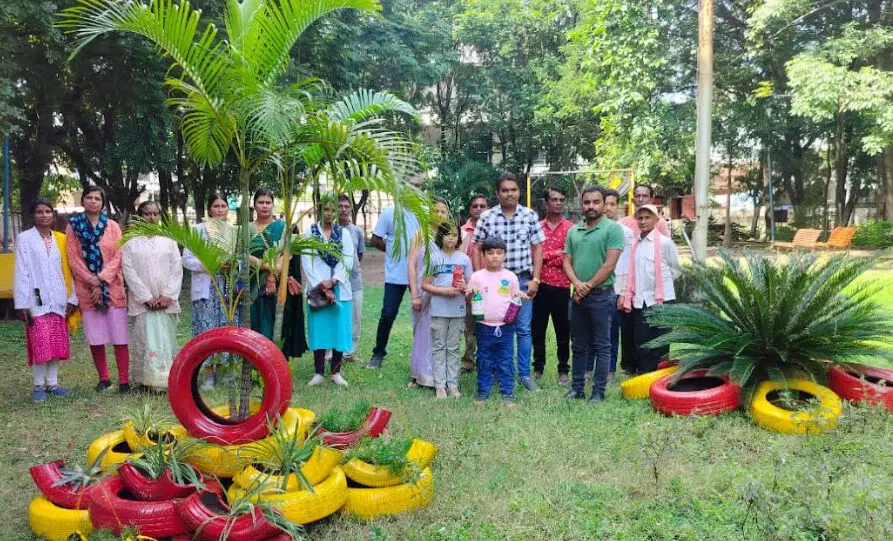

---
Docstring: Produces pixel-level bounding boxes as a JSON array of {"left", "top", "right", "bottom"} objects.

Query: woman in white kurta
[
  {"left": 302, "top": 195, "right": 354, "bottom": 387},
  {"left": 14, "top": 199, "right": 79, "bottom": 402},
  {"left": 122, "top": 201, "right": 183, "bottom": 391}
]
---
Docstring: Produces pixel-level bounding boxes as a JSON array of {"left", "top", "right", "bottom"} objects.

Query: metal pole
[
  {"left": 692, "top": 0, "right": 714, "bottom": 262},
  {"left": 3, "top": 138, "right": 9, "bottom": 253},
  {"left": 767, "top": 148, "right": 775, "bottom": 242}
]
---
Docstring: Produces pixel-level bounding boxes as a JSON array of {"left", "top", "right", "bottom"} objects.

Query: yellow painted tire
[
  {"left": 342, "top": 467, "right": 434, "bottom": 519},
  {"left": 343, "top": 438, "right": 438, "bottom": 488},
  {"left": 620, "top": 366, "right": 680, "bottom": 399},
  {"left": 749, "top": 379, "right": 842, "bottom": 435},
  {"left": 122, "top": 420, "right": 188, "bottom": 452},
  {"left": 29, "top": 496, "right": 92, "bottom": 541},
  {"left": 227, "top": 467, "right": 348, "bottom": 525},
  {"left": 232, "top": 446, "right": 343, "bottom": 492},
  {"left": 185, "top": 405, "right": 316, "bottom": 477},
  {"left": 86, "top": 430, "right": 141, "bottom": 473}
]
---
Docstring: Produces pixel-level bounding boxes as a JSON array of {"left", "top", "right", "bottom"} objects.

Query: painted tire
[
  {"left": 320, "top": 407, "right": 392, "bottom": 449},
  {"left": 86, "top": 430, "right": 142, "bottom": 473},
  {"left": 649, "top": 369, "right": 740, "bottom": 416},
  {"left": 233, "top": 446, "right": 343, "bottom": 492},
  {"left": 227, "top": 467, "right": 349, "bottom": 525},
  {"left": 29, "top": 496, "right": 92, "bottom": 541},
  {"left": 620, "top": 366, "right": 680, "bottom": 399},
  {"left": 185, "top": 405, "right": 314, "bottom": 478},
  {"left": 30, "top": 460, "right": 92, "bottom": 510},
  {"left": 749, "top": 379, "right": 843, "bottom": 435},
  {"left": 122, "top": 420, "right": 189, "bottom": 452},
  {"left": 168, "top": 326, "right": 292, "bottom": 445},
  {"left": 343, "top": 439, "right": 438, "bottom": 488},
  {"left": 176, "top": 486, "right": 282, "bottom": 541},
  {"left": 88, "top": 475, "right": 189, "bottom": 537},
  {"left": 657, "top": 359, "right": 679, "bottom": 370},
  {"left": 342, "top": 467, "right": 434, "bottom": 519},
  {"left": 118, "top": 462, "right": 201, "bottom": 501},
  {"left": 828, "top": 364, "right": 893, "bottom": 412}
]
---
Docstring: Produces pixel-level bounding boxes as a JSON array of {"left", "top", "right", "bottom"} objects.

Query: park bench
[
  {"left": 774, "top": 228, "right": 821, "bottom": 250},
  {"left": 815, "top": 226, "right": 856, "bottom": 250},
  {"left": 0, "top": 253, "right": 13, "bottom": 300}
]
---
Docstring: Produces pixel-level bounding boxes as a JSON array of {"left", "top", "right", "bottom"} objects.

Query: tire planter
[
  {"left": 319, "top": 406, "right": 392, "bottom": 449},
  {"left": 227, "top": 467, "right": 349, "bottom": 525},
  {"left": 649, "top": 369, "right": 740, "bottom": 416},
  {"left": 169, "top": 326, "right": 293, "bottom": 445},
  {"left": 122, "top": 420, "right": 189, "bottom": 452},
  {"left": 233, "top": 445, "right": 343, "bottom": 492},
  {"left": 29, "top": 496, "right": 92, "bottom": 541},
  {"left": 620, "top": 366, "right": 680, "bottom": 399},
  {"left": 30, "top": 460, "right": 92, "bottom": 510},
  {"left": 176, "top": 487, "right": 283, "bottom": 541},
  {"left": 828, "top": 364, "right": 893, "bottom": 412},
  {"left": 657, "top": 359, "right": 679, "bottom": 370},
  {"left": 342, "top": 467, "right": 434, "bottom": 519},
  {"left": 749, "top": 379, "right": 843, "bottom": 435},
  {"left": 342, "top": 438, "right": 438, "bottom": 488},
  {"left": 118, "top": 462, "right": 202, "bottom": 501},
  {"left": 86, "top": 430, "right": 142, "bottom": 473},
  {"left": 88, "top": 475, "right": 189, "bottom": 537}
]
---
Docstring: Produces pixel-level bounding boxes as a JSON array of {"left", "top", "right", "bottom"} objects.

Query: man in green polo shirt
[{"left": 562, "top": 186, "right": 625, "bottom": 403}]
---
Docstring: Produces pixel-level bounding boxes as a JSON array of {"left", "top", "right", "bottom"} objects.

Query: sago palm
[{"left": 647, "top": 252, "right": 892, "bottom": 400}]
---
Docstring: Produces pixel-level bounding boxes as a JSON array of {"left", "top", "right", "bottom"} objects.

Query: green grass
[{"left": 2, "top": 270, "right": 893, "bottom": 540}]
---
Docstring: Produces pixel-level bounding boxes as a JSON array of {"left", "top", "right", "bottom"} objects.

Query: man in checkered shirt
[{"left": 472, "top": 172, "right": 545, "bottom": 392}]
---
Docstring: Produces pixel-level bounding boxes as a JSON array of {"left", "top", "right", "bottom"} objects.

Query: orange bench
[
  {"left": 0, "top": 253, "right": 13, "bottom": 299},
  {"left": 815, "top": 226, "right": 856, "bottom": 250},
  {"left": 775, "top": 228, "right": 822, "bottom": 250}
]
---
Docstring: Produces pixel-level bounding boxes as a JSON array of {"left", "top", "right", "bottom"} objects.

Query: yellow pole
[
  {"left": 526, "top": 175, "right": 532, "bottom": 208},
  {"left": 628, "top": 170, "right": 635, "bottom": 215}
]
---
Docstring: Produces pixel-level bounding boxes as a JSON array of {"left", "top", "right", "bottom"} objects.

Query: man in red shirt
[
  {"left": 619, "top": 184, "right": 671, "bottom": 237},
  {"left": 532, "top": 187, "right": 574, "bottom": 384},
  {"left": 460, "top": 194, "right": 489, "bottom": 371}
]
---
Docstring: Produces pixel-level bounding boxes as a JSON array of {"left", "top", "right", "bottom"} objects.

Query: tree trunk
[
  {"left": 237, "top": 166, "right": 252, "bottom": 420},
  {"left": 822, "top": 138, "right": 832, "bottom": 236},
  {"left": 834, "top": 111, "right": 849, "bottom": 226},
  {"left": 884, "top": 147, "right": 893, "bottom": 221},
  {"left": 723, "top": 147, "right": 733, "bottom": 248},
  {"left": 158, "top": 168, "right": 172, "bottom": 215}
]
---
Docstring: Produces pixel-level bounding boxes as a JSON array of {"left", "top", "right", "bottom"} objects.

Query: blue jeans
[
  {"left": 570, "top": 288, "right": 614, "bottom": 397},
  {"left": 372, "top": 283, "right": 408, "bottom": 357},
  {"left": 475, "top": 323, "right": 515, "bottom": 397},
  {"left": 610, "top": 301, "right": 622, "bottom": 373},
  {"left": 515, "top": 272, "right": 533, "bottom": 379}
]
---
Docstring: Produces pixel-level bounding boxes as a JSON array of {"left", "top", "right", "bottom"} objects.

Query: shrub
[
  {"left": 774, "top": 225, "right": 796, "bottom": 242},
  {"left": 852, "top": 220, "right": 893, "bottom": 249}
]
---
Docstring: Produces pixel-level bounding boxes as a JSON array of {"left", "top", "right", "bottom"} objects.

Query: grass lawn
[{"left": 1, "top": 271, "right": 892, "bottom": 540}]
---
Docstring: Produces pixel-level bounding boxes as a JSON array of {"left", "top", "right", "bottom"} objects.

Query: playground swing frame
[{"left": 525, "top": 168, "right": 636, "bottom": 211}]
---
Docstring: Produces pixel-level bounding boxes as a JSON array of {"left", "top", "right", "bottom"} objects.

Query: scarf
[
  {"left": 311, "top": 222, "right": 342, "bottom": 269},
  {"left": 69, "top": 212, "right": 110, "bottom": 311},
  {"left": 623, "top": 230, "right": 664, "bottom": 312},
  {"left": 53, "top": 231, "right": 81, "bottom": 332}
]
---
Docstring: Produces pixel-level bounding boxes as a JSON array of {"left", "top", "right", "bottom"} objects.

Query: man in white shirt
[
  {"left": 617, "top": 205, "right": 681, "bottom": 374},
  {"left": 604, "top": 189, "right": 634, "bottom": 378},
  {"left": 619, "top": 184, "right": 671, "bottom": 238}
]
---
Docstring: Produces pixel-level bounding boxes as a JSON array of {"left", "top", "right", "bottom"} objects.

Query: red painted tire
[
  {"left": 828, "top": 364, "right": 893, "bottom": 412},
  {"left": 88, "top": 476, "right": 189, "bottom": 537},
  {"left": 649, "top": 369, "right": 740, "bottom": 416},
  {"left": 168, "top": 326, "right": 293, "bottom": 445},
  {"left": 30, "top": 460, "right": 93, "bottom": 510},
  {"left": 176, "top": 487, "right": 282, "bottom": 541},
  {"left": 118, "top": 462, "right": 201, "bottom": 502},
  {"left": 320, "top": 407, "right": 392, "bottom": 449},
  {"left": 657, "top": 359, "right": 679, "bottom": 370}
]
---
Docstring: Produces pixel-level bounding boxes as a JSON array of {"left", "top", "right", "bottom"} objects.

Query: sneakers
[
  {"left": 448, "top": 388, "right": 461, "bottom": 398},
  {"left": 331, "top": 373, "right": 349, "bottom": 387},
  {"left": 119, "top": 383, "right": 131, "bottom": 394},
  {"left": 366, "top": 354, "right": 384, "bottom": 369},
  {"left": 558, "top": 373, "right": 570, "bottom": 386},
  {"left": 435, "top": 388, "right": 447, "bottom": 399},
  {"left": 564, "top": 390, "right": 585, "bottom": 400},
  {"left": 307, "top": 374, "right": 325, "bottom": 386},
  {"left": 31, "top": 387, "right": 48, "bottom": 403},
  {"left": 519, "top": 376, "right": 540, "bottom": 392},
  {"left": 46, "top": 386, "right": 71, "bottom": 397},
  {"left": 96, "top": 380, "right": 113, "bottom": 392},
  {"left": 588, "top": 394, "right": 604, "bottom": 404}
]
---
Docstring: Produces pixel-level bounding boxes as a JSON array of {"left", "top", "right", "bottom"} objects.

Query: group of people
[{"left": 13, "top": 175, "right": 680, "bottom": 406}]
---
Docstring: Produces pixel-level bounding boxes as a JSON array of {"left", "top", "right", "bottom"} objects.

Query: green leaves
[{"left": 647, "top": 252, "right": 893, "bottom": 396}]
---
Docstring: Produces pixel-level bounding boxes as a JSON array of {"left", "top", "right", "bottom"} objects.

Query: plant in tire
[
  {"left": 192, "top": 482, "right": 305, "bottom": 541},
  {"left": 128, "top": 436, "right": 208, "bottom": 490},
  {"left": 245, "top": 417, "right": 325, "bottom": 493},
  {"left": 317, "top": 400, "right": 371, "bottom": 433},
  {"left": 646, "top": 252, "right": 893, "bottom": 399},
  {"left": 345, "top": 436, "right": 421, "bottom": 484}
]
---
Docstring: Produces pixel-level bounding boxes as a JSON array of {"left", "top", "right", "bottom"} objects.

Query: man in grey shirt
[{"left": 340, "top": 195, "right": 366, "bottom": 360}]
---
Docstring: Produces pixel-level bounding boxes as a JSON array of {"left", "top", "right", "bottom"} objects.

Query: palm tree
[{"left": 646, "top": 252, "right": 892, "bottom": 400}]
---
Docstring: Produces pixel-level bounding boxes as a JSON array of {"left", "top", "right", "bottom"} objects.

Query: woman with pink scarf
[{"left": 617, "top": 204, "right": 681, "bottom": 374}]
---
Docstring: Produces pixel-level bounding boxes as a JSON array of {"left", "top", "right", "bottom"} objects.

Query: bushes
[
  {"left": 774, "top": 226, "right": 796, "bottom": 242},
  {"left": 852, "top": 221, "right": 893, "bottom": 249}
]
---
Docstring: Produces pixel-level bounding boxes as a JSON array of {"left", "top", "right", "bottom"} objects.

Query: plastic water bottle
[
  {"left": 472, "top": 291, "right": 485, "bottom": 322},
  {"left": 504, "top": 296, "right": 523, "bottom": 324}
]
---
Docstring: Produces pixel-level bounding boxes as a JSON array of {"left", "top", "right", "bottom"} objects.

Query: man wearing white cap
[{"left": 617, "top": 204, "right": 681, "bottom": 374}]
